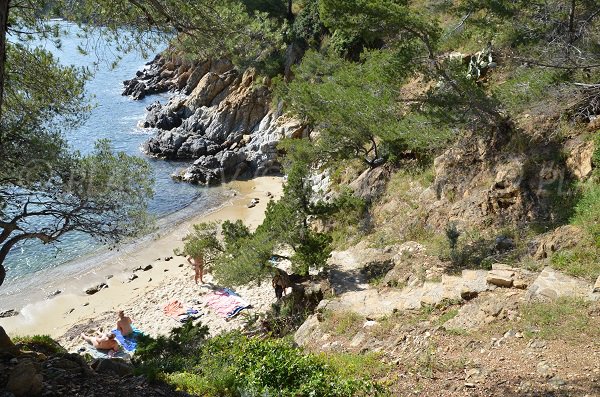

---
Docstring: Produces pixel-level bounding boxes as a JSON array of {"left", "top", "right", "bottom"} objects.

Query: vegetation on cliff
[
  {"left": 2, "top": 0, "right": 600, "bottom": 396},
  {"left": 134, "top": 322, "right": 385, "bottom": 396}
]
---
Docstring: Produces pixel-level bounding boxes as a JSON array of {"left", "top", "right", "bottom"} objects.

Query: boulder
[
  {"left": 486, "top": 269, "right": 514, "bottom": 288},
  {"left": 294, "top": 314, "right": 323, "bottom": 348},
  {"left": 7, "top": 360, "right": 43, "bottom": 397},
  {"left": 0, "top": 309, "right": 18, "bottom": 318},
  {"left": 84, "top": 282, "right": 108, "bottom": 295},
  {"left": 349, "top": 166, "right": 391, "bottom": 203},
  {"left": 461, "top": 269, "right": 490, "bottom": 299},
  {"left": 185, "top": 71, "right": 237, "bottom": 110},
  {"left": 91, "top": 358, "right": 134, "bottom": 377},
  {"left": 527, "top": 267, "right": 596, "bottom": 301},
  {"left": 594, "top": 276, "right": 600, "bottom": 293},
  {"left": 529, "top": 225, "right": 583, "bottom": 260},
  {"left": 139, "top": 62, "right": 288, "bottom": 186}
]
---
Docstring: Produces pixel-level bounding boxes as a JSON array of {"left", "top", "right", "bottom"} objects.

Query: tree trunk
[
  {"left": 0, "top": 0, "right": 9, "bottom": 121},
  {"left": 568, "top": 0, "right": 576, "bottom": 46}
]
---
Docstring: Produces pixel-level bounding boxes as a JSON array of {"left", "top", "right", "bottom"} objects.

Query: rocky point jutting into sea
[{"left": 123, "top": 54, "right": 305, "bottom": 185}]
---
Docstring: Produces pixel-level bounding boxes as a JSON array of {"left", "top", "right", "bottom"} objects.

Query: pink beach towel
[{"left": 205, "top": 290, "right": 250, "bottom": 319}]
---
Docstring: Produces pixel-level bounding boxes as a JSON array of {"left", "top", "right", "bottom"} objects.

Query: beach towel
[
  {"left": 162, "top": 300, "right": 203, "bottom": 323},
  {"left": 163, "top": 300, "right": 185, "bottom": 317},
  {"left": 205, "top": 289, "right": 251, "bottom": 319},
  {"left": 78, "top": 345, "right": 131, "bottom": 360},
  {"left": 111, "top": 328, "right": 143, "bottom": 352}
]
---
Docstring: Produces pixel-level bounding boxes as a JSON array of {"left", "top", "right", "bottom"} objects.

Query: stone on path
[
  {"left": 486, "top": 269, "right": 514, "bottom": 288},
  {"left": 527, "top": 267, "right": 597, "bottom": 301}
]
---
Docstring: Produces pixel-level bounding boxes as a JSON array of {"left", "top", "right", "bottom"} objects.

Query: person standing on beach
[
  {"left": 175, "top": 222, "right": 220, "bottom": 285},
  {"left": 116, "top": 310, "right": 134, "bottom": 337},
  {"left": 187, "top": 254, "right": 204, "bottom": 284}
]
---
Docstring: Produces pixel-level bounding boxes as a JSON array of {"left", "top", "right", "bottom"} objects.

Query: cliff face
[
  {"left": 123, "top": 55, "right": 305, "bottom": 185},
  {"left": 422, "top": 129, "right": 595, "bottom": 231}
]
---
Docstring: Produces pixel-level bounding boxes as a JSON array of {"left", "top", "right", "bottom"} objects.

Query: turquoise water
[{"left": 3, "top": 22, "right": 221, "bottom": 282}]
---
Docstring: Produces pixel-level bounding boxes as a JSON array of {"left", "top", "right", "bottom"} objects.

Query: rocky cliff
[{"left": 123, "top": 54, "right": 305, "bottom": 185}]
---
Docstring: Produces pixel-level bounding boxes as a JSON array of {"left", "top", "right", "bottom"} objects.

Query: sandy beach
[{"left": 0, "top": 176, "right": 284, "bottom": 348}]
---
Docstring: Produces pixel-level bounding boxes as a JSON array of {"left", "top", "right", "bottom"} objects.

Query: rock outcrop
[
  {"left": 122, "top": 53, "right": 205, "bottom": 100},
  {"left": 526, "top": 267, "right": 600, "bottom": 301},
  {"left": 422, "top": 127, "right": 591, "bottom": 229},
  {"left": 124, "top": 55, "right": 305, "bottom": 185}
]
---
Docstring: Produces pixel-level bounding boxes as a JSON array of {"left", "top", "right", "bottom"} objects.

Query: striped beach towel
[{"left": 205, "top": 289, "right": 251, "bottom": 319}]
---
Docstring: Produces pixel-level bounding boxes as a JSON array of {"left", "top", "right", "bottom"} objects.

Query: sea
[{"left": 1, "top": 21, "right": 226, "bottom": 286}]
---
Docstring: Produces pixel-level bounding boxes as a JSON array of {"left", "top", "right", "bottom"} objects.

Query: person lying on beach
[
  {"left": 187, "top": 255, "right": 205, "bottom": 284},
  {"left": 116, "top": 310, "right": 133, "bottom": 337},
  {"left": 80, "top": 331, "right": 119, "bottom": 352}
]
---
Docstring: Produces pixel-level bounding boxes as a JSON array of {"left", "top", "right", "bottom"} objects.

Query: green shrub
[
  {"left": 321, "top": 352, "right": 390, "bottom": 380},
  {"left": 550, "top": 247, "right": 600, "bottom": 280},
  {"left": 572, "top": 182, "right": 600, "bottom": 247},
  {"left": 592, "top": 132, "right": 600, "bottom": 169},
  {"left": 321, "top": 310, "right": 364, "bottom": 338},
  {"left": 493, "top": 67, "right": 567, "bottom": 115},
  {"left": 290, "top": 0, "right": 325, "bottom": 48},
  {"left": 135, "top": 324, "right": 384, "bottom": 396},
  {"left": 12, "top": 335, "right": 66, "bottom": 355}
]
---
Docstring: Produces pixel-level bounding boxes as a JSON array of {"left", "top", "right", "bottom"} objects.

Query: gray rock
[
  {"left": 348, "top": 166, "right": 391, "bottom": 203},
  {"left": 494, "top": 235, "right": 515, "bottom": 252},
  {"left": 7, "top": 360, "right": 43, "bottom": 397},
  {"left": 139, "top": 65, "right": 292, "bottom": 186},
  {"left": 84, "top": 283, "right": 107, "bottom": 295},
  {"left": 91, "top": 358, "right": 133, "bottom": 377},
  {"left": 536, "top": 361, "right": 554, "bottom": 378},
  {"left": 527, "top": 267, "right": 596, "bottom": 301},
  {"left": 594, "top": 275, "right": 600, "bottom": 293},
  {"left": 548, "top": 376, "right": 566, "bottom": 387},
  {"left": 0, "top": 309, "right": 18, "bottom": 318},
  {"left": 294, "top": 314, "right": 322, "bottom": 348}
]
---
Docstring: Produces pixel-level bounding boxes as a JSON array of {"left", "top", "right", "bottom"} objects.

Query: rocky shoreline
[{"left": 123, "top": 54, "right": 305, "bottom": 185}]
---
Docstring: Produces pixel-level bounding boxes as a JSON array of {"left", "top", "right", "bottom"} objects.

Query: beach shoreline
[
  {"left": 0, "top": 183, "right": 233, "bottom": 313},
  {"left": 0, "top": 176, "right": 283, "bottom": 342}
]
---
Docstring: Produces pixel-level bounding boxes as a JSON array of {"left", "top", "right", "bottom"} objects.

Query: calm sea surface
[{"left": 3, "top": 22, "right": 223, "bottom": 282}]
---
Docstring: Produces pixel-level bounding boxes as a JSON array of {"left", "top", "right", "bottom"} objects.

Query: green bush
[
  {"left": 572, "top": 182, "right": 600, "bottom": 247},
  {"left": 592, "top": 133, "right": 600, "bottom": 170},
  {"left": 12, "top": 335, "right": 66, "bottom": 355},
  {"left": 493, "top": 67, "right": 567, "bottom": 115},
  {"left": 550, "top": 246, "right": 600, "bottom": 280},
  {"left": 290, "top": 0, "right": 325, "bottom": 48},
  {"left": 135, "top": 324, "right": 385, "bottom": 396}
]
